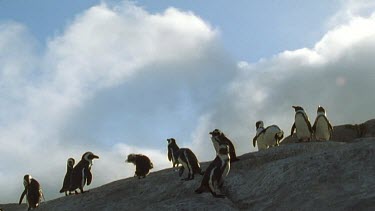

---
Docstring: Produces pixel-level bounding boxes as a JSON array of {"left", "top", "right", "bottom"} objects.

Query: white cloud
[
  {"left": 0, "top": 2, "right": 227, "bottom": 203},
  {"left": 190, "top": 10, "right": 375, "bottom": 158}
]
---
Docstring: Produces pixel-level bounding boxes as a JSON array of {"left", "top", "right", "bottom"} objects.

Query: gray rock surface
[{"left": 2, "top": 129, "right": 375, "bottom": 210}]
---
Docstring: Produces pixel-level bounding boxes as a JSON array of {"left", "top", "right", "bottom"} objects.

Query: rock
[
  {"left": 2, "top": 120, "right": 375, "bottom": 210},
  {"left": 282, "top": 119, "right": 375, "bottom": 144}
]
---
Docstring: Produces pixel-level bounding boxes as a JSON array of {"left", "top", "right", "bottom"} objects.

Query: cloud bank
[{"left": 1, "top": 1, "right": 375, "bottom": 203}]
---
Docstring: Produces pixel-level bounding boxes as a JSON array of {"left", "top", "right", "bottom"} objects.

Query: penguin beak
[
  {"left": 92, "top": 154, "right": 99, "bottom": 159},
  {"left": 292, "top": 106, "right": 297, "bottom": 109}
]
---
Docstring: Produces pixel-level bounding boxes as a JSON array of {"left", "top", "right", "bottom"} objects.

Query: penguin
[
  {"left": 209, "top": 129, "right": 239, "bottom": 162},
  {"left": 167, "top": 138, "right": 203, "bottom": 180},
  {"left": 195, "top": 143, "right": 230, "bottom": 198},
  {"left": 19, "top": 175, "right": 44, "bottom": 210},
  {"left": 291, "top": 106, "right": 313, "bottom": 142},
  {"left": 312, "top": 106, "right": 333, "bottom": 141},
  {"left": 126, "top": 154, "right": 154, "bottom": 179},
  {"left": 69, "top": 152, "right": 99, "bottom": 194},
  {"left": 167, "top": 138, "right": 180, "bottom": 168},
  {"left": 59, "top": 158, "right": 75, "bottom": 196},
  {"left": 253, "top": 121, "right": 284, "bottom": 150}
]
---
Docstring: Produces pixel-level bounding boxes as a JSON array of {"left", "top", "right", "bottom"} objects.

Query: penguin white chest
[
  {"left": 295, "top": 114, "right": 311, "bottom": 138},
  {"left": 211, "top": 137, "right": 220, "bottom": 154},
  {"left": 315, "top": 116, "right": 330, "bottom": 140}
]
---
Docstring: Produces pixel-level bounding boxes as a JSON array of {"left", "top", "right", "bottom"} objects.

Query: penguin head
[
  {"left": 292, "top": 106, "right": 304, "bottom": 112},
  {"left": 256, "top": 121, "right": 264, "bottom": 129},
  {"left": 167, "top": 138, "right": 176, "bottom": 145},
  {"left": 209, "top": 129, "right": 222, "bottom": 137},
  {"left": 82, "top": 152, "right": 99, "bottom": 162},
  {"left": 23, "top": 174, "right": 32, "bottom": 187},
  {"left": 126, "top": 154, "right": 138, "bottom": 165},
  {"left": 317, "top": 105, "right": 326, "bottom": 114},
  {"left": 67, "top": 158, "right": 75, "bottom": 168}
]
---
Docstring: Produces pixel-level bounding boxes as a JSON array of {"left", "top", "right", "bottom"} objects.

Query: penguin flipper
[
  {"left": 86, "top": 168, "right": 93, "bottom": 186},
  {"left": 312, "top": 119, "right": 317, "bottom": 133},
  {"left": 168, "top": 148, "right": 172, "bottom": 162},
  {"left": 252, "top": 136, "right": 257, "bottom": 147},
  {"left": 19, "top": 188, "right": 26, "bottom": 204},
  {"left": 291, "top": 123, "right": 296, "bottom": 136}
]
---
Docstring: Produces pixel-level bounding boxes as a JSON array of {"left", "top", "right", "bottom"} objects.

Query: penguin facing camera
[
  {"left": 253, "top": 121, "right": 284, "bottom": 150},
  {"left": 195, "top": 143, "right": 231, "bottom": 198},
  {"left": 166, "top": 138, "right": 203, "bottom": 180},
  {"left": 126, "top": 154, "right": 153, "bottom": 179},
  {"left": 19, "top": 174, "right": 45, "bottom": 210},
  {"left": 312, "top": 105, "right": 333, "bottom": 141},
  {"left": 69, "top": 152, "right": 99, "bottom": 194},
  {"left": 209, "top": 129, "right": 239, "bottom": 162},
  {"left": 167, "top": 138, "right": 180, "bottom": 168},
  {"left": 60, "top": 158, "right": 76, "bottom": 196},
  {"left": 291, "top": 106, "right": 313, "bottom": 142}
]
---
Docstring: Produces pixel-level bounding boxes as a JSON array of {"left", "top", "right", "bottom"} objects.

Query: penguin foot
[{"left": 195, "top": 187, "right": 203, "bottom": 194}]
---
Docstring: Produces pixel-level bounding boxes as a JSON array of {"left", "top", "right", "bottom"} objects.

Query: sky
[{"left": 1, "top": 0, "right": 375, "bottom": 203}]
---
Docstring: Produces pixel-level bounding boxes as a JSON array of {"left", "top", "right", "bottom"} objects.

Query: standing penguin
[
  {"left": 253, "top": 121, "right": 284, "bottom": 150},
  {"left": 19, "top": 174, "right": 44, "bottom": 210},
  {"left": 312, "top": 106, "right": 333, "bottom": 141},
  {"left": 126, "top": 154, "right": 154, "bottom": 179},
  {"left": 167, "top": 138, "right": 203, "bottom": 180},
  {"left": 167, "top": 138, "right": 180, "bottom": 168},
  {"left": 59, "top": 158, "right": 75, "bottom": 196},
  {"left": 195, "top": 143, "right": 230, "bottom": 198},
  {"left": 210, "top": 129, "right": 239, "bottom": 162},
  {"left": 291, "top": 106, "right": 313, "bottom": 142},
  {"left": 69, "top": 152, "right": 99, "bottom": 194}
]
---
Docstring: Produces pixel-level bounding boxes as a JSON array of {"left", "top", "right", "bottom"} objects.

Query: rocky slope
[{"left": 2, "top": 120, "right": 375, "bottom": 211}]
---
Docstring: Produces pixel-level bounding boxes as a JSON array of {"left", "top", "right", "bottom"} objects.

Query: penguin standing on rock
[
  {"left": 253, "top": 121, "right": 284, "bottom": 150},
  {"left": 210, "top": 129, "right": 239, "bottom": 162},
  {"left": 126, "top": 154, "right": 153, "bottom": 179},
  {"left": 167, "top": 138, "right": 180, "bottom": 168},
  {"left": 69, "top": 152, "right": 99, "bottom": 194},
  {"left": 166, "top": 138, "right": 203, "bottom": 180},
  {"left": 195, "top": 143, "right": 230, "bottom": 198},
  {"left": 19, "top": 174, "right": 44, "bottom": 210},
  {"left": 291, "top": 106, "right": 313, "bottom": 142},
  {"left": 312, "top": 106, "right": 333, "bottom": 141},
  {"left": 59, "top": 158, "right": 75, "bottom": 196}
]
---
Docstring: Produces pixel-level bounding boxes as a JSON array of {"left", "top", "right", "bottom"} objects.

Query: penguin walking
[
  {"left": 291, "top": 106, "right": 313, "bottom": 142},
  {"left": 167, "top": 138, "right": 180, "bottom": 168},
  {"left": 253, "top": 121, "right": 284, "bottom": 150},
  {"left": 312, "top": 106, "right": 333, "bottom": 141},
  {"left": 19, "top": 175, "right": 44, "bottom": 210},
  {"left": 126, "top": 154, "right": 153, "bottom": 179},
  {"left": 209, "top": 129, "right": 239, "bottom": 162},
  {"left": 195, "top": 143, "right": 230, "bottom": 198},
  {"left": 167, "top": 138, "right": 203, "bottom": 180},
  {"left": 59, "top": 158, "right": 75, "bottom": 196},
  {"left": 69, "top": 152, "right": 99, "bottom": 194}
]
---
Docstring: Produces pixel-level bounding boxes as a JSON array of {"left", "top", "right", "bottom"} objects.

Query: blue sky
[
  {"left": 1, "top": 0, "right": 375, "bottom": 203},
  {"left": 0, "top": 0, "right": 339, "bottom": 61}
]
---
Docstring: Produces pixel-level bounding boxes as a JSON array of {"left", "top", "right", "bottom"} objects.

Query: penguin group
[
  {"left": 15, "top": 104, "right": 334, "bottom": 209},
  {"left": 253, "top": 105, "right": 333, "bottom": 150}
]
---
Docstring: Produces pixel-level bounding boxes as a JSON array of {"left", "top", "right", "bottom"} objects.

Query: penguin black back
[
  {"left": 126, "top": 154, "right": 153, "bottom": 179},
  {"left": 19, "top": 175, "right": 43, "bottom": 209}
]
